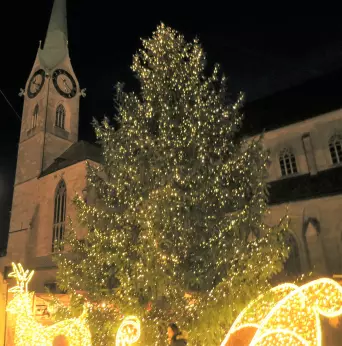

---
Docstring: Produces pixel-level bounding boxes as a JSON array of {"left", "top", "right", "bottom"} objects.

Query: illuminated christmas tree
[{"left": 55, "top": 24, "right": 290, "bottom": 345}]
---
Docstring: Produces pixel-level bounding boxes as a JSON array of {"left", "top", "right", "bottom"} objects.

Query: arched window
[
  {"left": 279, "top": 148, "right": 298, "bottom": 176},
  {"left": 329, "top": 134, "right": 342, "bottom": 165},
  {"left": 283, "top": 234, "right": 301, "bottom": 276},
  {"left": 247, "top": 229, "right": 259, "bottom": 243},
  {"left": 304, "top": 218, "right": 326, "bottom": 272},
  {"left": 32, "top": 104, "right": 39, "bottom": 129},
  {"left": 55, "top": 104, "right": 66, "bottom": 129},
  {"left": 52, "top": 180, "right": 67, "bottom": 252}
]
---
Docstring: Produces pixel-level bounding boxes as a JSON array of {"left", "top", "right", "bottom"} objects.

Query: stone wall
[{"left": 267, "top": 194, "right": 342, "bottom": 275}]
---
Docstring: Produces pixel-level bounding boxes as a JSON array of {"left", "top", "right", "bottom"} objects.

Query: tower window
[
  {"left": 56, "top": 104, "right": 66, "bottom": 129},
  {"left": 329, "top": 134, "right": 342, "bottom": 165},
  {"left": 52, "top": 180, "right": 66, "bottom": 252},
  {"left": 32, "top": 104, "right": 39, "bottom": 129},
  {"left": 279, "top": 148, "right": 298, "bottom": 176}
]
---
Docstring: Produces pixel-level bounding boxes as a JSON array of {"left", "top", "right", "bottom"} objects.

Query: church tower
[
  {"left": 16, "top": 0, "right": 81, "bottom": 184},
  {"left": 1, "top": 0, "right": 84, "bottom": 270}
]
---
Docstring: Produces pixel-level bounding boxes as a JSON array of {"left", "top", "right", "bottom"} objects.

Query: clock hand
[
  {"left": 62, "top": 78, "right": 71, "bottom": 92},
  {"left": 32, "top": 80, "right": 41, "bottom": 92}
]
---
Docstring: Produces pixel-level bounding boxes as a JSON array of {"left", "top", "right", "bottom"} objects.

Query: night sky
[{"left": 1, "top": 2, "right": 342, "bottom": 251}]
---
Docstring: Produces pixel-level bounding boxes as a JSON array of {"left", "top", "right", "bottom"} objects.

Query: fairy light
[
  {"left": 116, "top": 316, "right": 141, "bottom": 346},
  {"left": 221, "top": 278, "right": 342, "bottom": 346},
  {"left": 220, "top": 283, "right": 298, "bottom": 346},
  {"left": 6, "top": 263, "right": 92, "bottom": 346},
  {"left": 54, "top": 23, "right": 290, "bottom": 345}
]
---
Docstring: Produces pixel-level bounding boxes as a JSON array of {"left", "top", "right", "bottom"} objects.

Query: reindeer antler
[{"left": 8, "top": 263, "right": 34, "bottom": 294}]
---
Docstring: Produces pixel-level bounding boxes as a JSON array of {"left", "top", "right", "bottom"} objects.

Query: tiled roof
[
  {"left": 39, "top": 140, "right": 102, "bottom": 177},
  {"left": 268, "top": 165, "right": 342, "bottom": 205}
]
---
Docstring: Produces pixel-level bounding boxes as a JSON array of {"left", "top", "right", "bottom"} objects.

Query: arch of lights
[{"left": 220, "top": 278, "right": 342, "bottom": 346}]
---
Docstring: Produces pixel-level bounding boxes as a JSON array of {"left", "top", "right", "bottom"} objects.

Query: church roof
[
  {"left": 268, "top": 165, "right": 342, "bottom": 205},
  {"left": 38, "top": 0, "right": 68, "bottom": 69},
  {"left": 242, "top": 67, "right": 342, "bottom": 136},
  {"left": 39, "top": 140, "right": 102, "bottom": 177}
]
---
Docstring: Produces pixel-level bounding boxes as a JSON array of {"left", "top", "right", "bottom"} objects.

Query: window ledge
[
  {"left": 26, "top": 127, "right": 38, "bottom": 138},
  {"left": 274, "top": 172, "right": 303, "bottom": 181},
  {"left": 53, "top": 126, "right": 69, "bottom": 140},
  {"left": 50, "top": 249, "right": 67, "bottom": 255},
  {"left": 330, "top": 162, "right": 342, "bottom": 168}
]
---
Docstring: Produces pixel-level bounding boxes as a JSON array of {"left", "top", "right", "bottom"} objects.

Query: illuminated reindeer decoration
[{"left": 6, "top": 263, "right": 92, "bottom": 346}]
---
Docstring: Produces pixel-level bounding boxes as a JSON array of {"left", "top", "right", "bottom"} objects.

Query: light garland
[
  {"left": 115, "top": 315, "right": 141, "bottom": 346},
  {"left": 220, "top": 283, "right": 298, "bottom": 346},
  {"left": 6, "top": 263, "right": 92, "bottom": 346},
  {"left": 54, "top": 22, "right": 290, "bottom": 345},
  {"left": 221, "top": 278, "right": 342, "bottom": 346}
]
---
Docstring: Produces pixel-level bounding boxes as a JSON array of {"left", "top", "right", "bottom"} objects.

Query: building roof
[
  {"left": 39, "top": 140, "right": 102, "bottom": 177},
  {"left": 242, "top": 68, "right": 342, "bottom": 136},
  {"left": 268, "top": 165, "right": 342, "bottom": 205}
]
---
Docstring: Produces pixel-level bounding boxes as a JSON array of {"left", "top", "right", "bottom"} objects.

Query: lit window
[
  {"left": 52, "top": 180, "right": 66, "bottom": 252},
  {"left": 32, "top": 104, "right": 39, "bottom": 129},
  {"left": 56, "top": 104, "right": 66, "bottom": 129},
  {"left": 279, "top": 148, "right": 298, "bottom": 176},
  {"left": 329, "top": 134, "right": 342, "bottom": 165}
]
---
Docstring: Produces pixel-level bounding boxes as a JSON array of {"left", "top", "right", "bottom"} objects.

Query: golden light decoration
[
  {"left": 52, "top": 21, "right": 291, "bottom": 345},
  {"left": 8, "top": 262, "right": 34, "bottom": 294},
  {"left": 115, "top": 315, "right": 141, "bottom": 346},
  {"left": 6, "top": 262, "right": 92, "bottom": 346},
  {"left": 221, "top": 278, "right": 342, "bottom": 346}
]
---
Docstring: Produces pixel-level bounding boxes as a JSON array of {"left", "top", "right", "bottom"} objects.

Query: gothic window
[
  {"left": 329, "top": 134, "right": 342, "bottom": 165},
  {"left": 279, "top": 148, "right": 298, "bottom": 176},
  {"left": 283, "top": 234, "right": 301, "bottom": 276},
  {"left": 55, "top": 104, "right": 66, "bottom": 129},
  {"left": 304, "top": 218, "right": 326, "bottom": 272},
  {"left": 32, "top": 104, "right": 39, "bottom": 129},
  {"left": 247, "top": 229, "right": 259, "bottom": 242},
  {"left": 52, "top": 180, "right": 66, "bottom": 252}
]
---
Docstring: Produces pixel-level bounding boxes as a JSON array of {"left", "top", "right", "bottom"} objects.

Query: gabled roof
[
  {"left": 39, "top": 140, "right": 102, "bottom": 177},
  {"left": 268, "top": 165, "right": 342, "bottom": 205}
]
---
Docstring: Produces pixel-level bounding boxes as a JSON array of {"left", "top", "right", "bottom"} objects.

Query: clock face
[
  {"left": 52, "top": 69, "right": 77, "bottom": 98},
  {"left": 27, "top": 69, "right": 46, "bottom": 98}
]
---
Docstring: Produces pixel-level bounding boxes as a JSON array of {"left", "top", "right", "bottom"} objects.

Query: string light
[
  {"left": 221, "top": 278, "right": 342, "bottom": 346},
  {"left": 6, "top": 263, "right": 92, "bottom": 346},
  {"left": 55, "top": 23, "right": 290, "bottom": 345},
  {"left": 116, "top": 316, "right": 141, "bottom": 346},
  {"left": 220, "top": 283, "right": 298, "bottom": 346}
]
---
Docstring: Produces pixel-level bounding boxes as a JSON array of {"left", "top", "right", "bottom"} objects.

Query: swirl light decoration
[
  {"left": 116, "top": 316, "right": 141, "bottom": 346},
  {"left": 221, "top": 278, "right": 342, "bottom": 346},
  {"left": 6, "top": 263, "right": 92, "bottom": 346}
]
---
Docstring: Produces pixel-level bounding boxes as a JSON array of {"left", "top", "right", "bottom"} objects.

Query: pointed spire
[{"left": 39, "top": 0, "right": 68, "bottom": 69}]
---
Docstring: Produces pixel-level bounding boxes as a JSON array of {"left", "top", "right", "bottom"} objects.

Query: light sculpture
[
  {"left": 115, "top": 315, "right": 141, "bottom": 346},
  {"left": 6, "top": 263, "right": 92, "bottom": 346},
  {"left": 221, "top": 278, "right": 342, "bottom": 346}
]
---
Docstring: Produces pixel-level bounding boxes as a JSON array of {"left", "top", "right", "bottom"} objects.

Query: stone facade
[
  {"left": 266, "top": 195, "right": 342, "bottom": 275},
  {"left": 254, "top": 109, "right": 342, "bottom": 277},
  {"left": 0, "top": 0, "right": 90, "bottom": 293},
  {"left": 1, "top": 158, "right": 96, "bottom": 292},
  {"left": 263, "top": 108, "right": 342, "bottom": 180}
]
